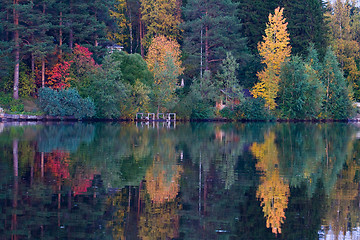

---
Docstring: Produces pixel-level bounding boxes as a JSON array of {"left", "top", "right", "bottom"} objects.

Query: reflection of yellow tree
[
  {"left": 106, "top": 189, "right": 129, "bottom": 240},
  {"left": 138, "top": 155, "right": 183, "bottom": 239},
  {"left": 250, "top": 132, "right": 290, "bottom": 234},
  {"left": 145, "top": 155, "right": 183, "bottom": 204},
  {"left": 138, "top": 199, "right": 180, "bottom": 240}
]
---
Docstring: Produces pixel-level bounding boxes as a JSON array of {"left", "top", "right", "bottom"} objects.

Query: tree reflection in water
[
  {"left": 251, "top": 131, "right": 289, "bottom": 234},
  {"left": 0, "top": 122, "right": 360, "bottom": 239}
]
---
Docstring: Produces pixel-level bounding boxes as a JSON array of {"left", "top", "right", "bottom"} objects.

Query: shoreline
[{"left": 1, "top": 113, "right": 359, "bottom": 123}]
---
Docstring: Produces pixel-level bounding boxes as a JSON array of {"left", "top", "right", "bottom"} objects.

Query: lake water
[{"left": 1, "top": 121, "right": 360, "bottom": 239}]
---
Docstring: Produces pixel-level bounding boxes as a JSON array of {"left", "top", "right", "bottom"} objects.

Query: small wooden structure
[
  {"left": 107, "top": 44, "right": 123, "bottom": 53},
  {"left": 136, "top": 112, "right": 176, "bottom": 122}
]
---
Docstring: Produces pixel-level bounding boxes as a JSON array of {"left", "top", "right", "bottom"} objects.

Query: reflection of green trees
[
  {"left": 37, "top": 123, "right": 95, "bottom": 153},
  {"left": 275, "top": 123, "right": 356, "bottom": 197},
  {"left": 71, "top": 123, "right": 183, "bottom": 189}
]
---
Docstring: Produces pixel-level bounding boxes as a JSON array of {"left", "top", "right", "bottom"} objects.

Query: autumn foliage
[
  {"left": 46, "top": 150, "right": 70, "bottom": 180},
  {"left": 140, "top": 0, "right": 182, "bottom": 47},
  {"left": 46, "top": 61, "right": 72, "bottom": 90},
  {"left": 145, "top": 35, "right": 183, "bottom": 76},
  {"left": 250, "top": 132, "right": 290, "bottom": 235},
  {"left": 72, "top": 44, "right": 99, "bottom": 78},
  {"left": 145, "top": 159, "right": 183, "bottom": 204},
  {"left": 251, "top": 7, "right": 291, "bottom": 110}
]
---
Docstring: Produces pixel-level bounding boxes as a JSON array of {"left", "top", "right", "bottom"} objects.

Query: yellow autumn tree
[
  {"left": 140, "top": 0, "right": 182, "bottom": 47},
  {"left": 251, "top": 7, "right": 291, "bottom": 110},
  {"left": 328, "top": 0, "right": 360, "bottom": 99},
  {"left": 250, "top": 132, "right": 290, "bottom": 235},
  {"left": 108, "top": 0, "right": 129, "bottom": 47},
  {"left": 145, "top": 155, "right": 183, "bottom": 205},
  {"left": 138, "top": 154, "right": 182, "bottom": 240},
  {"left": 146, "top": 35, "right": 183, "bottom": 75},
  {"left": 146, "top": 35, "right": 184, "bottom": 113}
]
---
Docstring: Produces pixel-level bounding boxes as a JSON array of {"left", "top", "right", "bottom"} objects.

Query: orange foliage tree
[
  {"left": 251, "top": 7, "right": 291, "bottom": 110},
  {"left": 46, "top": 61, "right": 72, "bottom": 90},
  {"left": 138, "top": 154, "right": 182, "bottom": 240},
  {"left": 146, "top": 35, "right": 184, "bottom": 113},
  {"left": 250, "top": 131, "right": 290, "bottom": 235},
  {"left": 146, "top": 35, "right": 183, "bottom": 75},
  {"left": 46, "top": 150, "right": 70, "bottom": 180},
  {"left": 145, "top": 156, "right": 183, "bottom": 204}
]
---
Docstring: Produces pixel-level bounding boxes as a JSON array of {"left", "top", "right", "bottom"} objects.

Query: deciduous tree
[
  {"left": 327, "top": 0, "right": 360, "bottom": 100},
  {"left": 140, "top": 0, "right": 182, "bottom": 47},
  {"left": 145, "top": 35, "right": 183, "bottom": 75},
  {"left": 251, "top": 7, "right": 291, "bottom": 110},
  {"left": 108, "top": 0, "right": 129, "bottom": 47},
  {"left": 250, "top": 131, "right": 290, "bottom": 235}
]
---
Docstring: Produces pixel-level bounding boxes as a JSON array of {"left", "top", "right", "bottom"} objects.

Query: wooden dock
[{"left": 135, "top": 113, "right": 176, "bottom": 121}]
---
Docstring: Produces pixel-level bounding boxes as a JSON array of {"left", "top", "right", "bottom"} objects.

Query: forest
[{"left": 0, "top": 0, "right": 358, "bottom": 120}]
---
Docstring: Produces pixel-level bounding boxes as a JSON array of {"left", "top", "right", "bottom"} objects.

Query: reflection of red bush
[
  {"left": 72, "top": 170, "right": 98, "bottom": 196},
  {"left": 46, "top": 150, "right": 98, "bottom": 196},
  {"left": 73, "top": 179, "right": 92, "bottom": 196},
  {"left": 46, "top": 150, "right": 70, "bottom": 179}
]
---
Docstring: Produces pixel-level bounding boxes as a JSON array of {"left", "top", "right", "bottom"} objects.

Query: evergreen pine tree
[
  {"left": 236, "top": 0, "right": 278, "bottom": 54},
  {"left": 321, "top": 47, "right": 353, "bottom": 119},
  {"left": 182, "top": 0, "right": 250, "bottom": 78},
  {"left": 278, "top": 56, "right": 324, "bottom": 119},
  {"left": 282, "top": 0, "right": 328, "bottom": 57}
]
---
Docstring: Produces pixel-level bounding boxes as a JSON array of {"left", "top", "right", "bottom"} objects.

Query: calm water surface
[{"left": 0, "top": 121, "right": 360, "bottom": 239}]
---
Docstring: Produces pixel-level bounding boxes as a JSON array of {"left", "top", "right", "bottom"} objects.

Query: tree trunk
[
  {"left": 95, "top": 34, "right": 98, "bottom": 47},
  {"left": 200, "top": 28, "right": 203, "bottom": 79},
  {"left": 139, "top": 11, "right": 144, "bottom": 57},
  {"left": 13, "top": 139, "right": 18, "bottom": 178},
  {"left": 6, "top": 8, "right": 9, "bottom": 41},
  {"left": 31, "top": 52, "right": 35, "bottom": 74},
  {"left": 128, "top": 6, "right": 133, "bottom": 54},
  {"left": 12, "top": 139, "right": 19, "bottom": 240},
  {"left": 41, "top": 2, "right": 46, "bottom": 88},
  {"left": 69, "top": 0, "right": 73, "bottom": 49},
  {"left": 41, "top": 59, "right": 45, "bottom": 88},
  {"left": 205, "top": 25, "right": 209, "bottom": 71},
  {"left": 13, "top": 0, "right": 19, "bottom": 100},
  {"left": 94, "top": 11, "right": 98, "bottom": 47},
  {"left": 69, "top": 29, "right": 73, "bottom": 49},
  {"left": 59, "top": 11, "right": 63, "bottom": 56},
  {"left": 41, "top": 152, "right": 44, "bottom": 179}
]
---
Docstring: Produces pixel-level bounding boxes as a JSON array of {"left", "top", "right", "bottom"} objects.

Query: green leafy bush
[
  {"left": 235, "top": 97, "right": 273, "bottom": 121},
  {"left": 0, "top": 92, "right": 25, "bottom": 113},
  {"left": 219, "top": 107, "right": 236, "bottom": 120},
  {"left": 278, "top": 56, "right": 325, "bottom": 120},
  {"left": 79, "top": 54, "right": 128, "bottom": 119},
  {"left": 10, "top": 100, "right": 24, "bottom": 113},
  {"left": 39, "top": 88, "right": 95, "bottom": 119},
  {"left": 0, "top": 92, "right": 13, "bottom": 108},
  {"left": 191, "top": 102, "right": 215, "bottom": 120}
]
